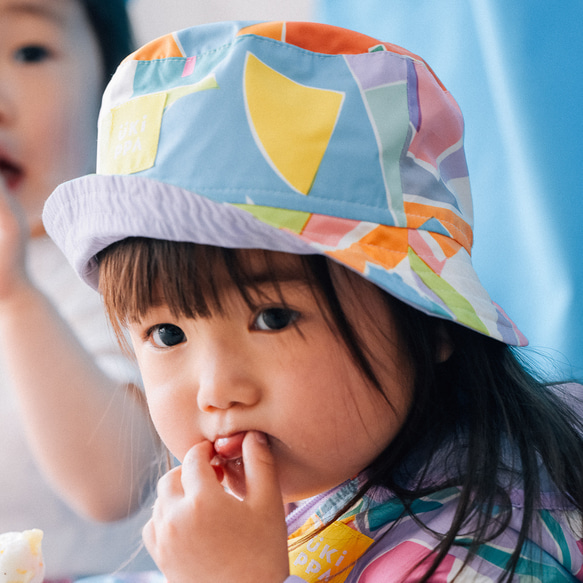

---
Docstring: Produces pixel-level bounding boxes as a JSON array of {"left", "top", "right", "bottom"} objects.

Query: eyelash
[
  {"left": 13, "top": 44, "right": 52, "bottom": 64},
  {"left": 143, "top": 306, "right": 301, "bottom": 348},
  {"left": 251, "top": 307, "right": 300, "bottom": 332}
]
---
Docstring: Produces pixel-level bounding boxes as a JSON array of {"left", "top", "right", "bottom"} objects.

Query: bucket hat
[{"left": 43, "top": 20, "right": 527, "bottom": 346}]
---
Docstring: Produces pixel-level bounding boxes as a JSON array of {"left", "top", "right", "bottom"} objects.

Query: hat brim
[{"left": 43, "top": 173, "right": 527, "bottom": 346}]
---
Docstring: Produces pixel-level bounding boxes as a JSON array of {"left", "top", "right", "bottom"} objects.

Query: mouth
[
  {"left": 212, "top": 431, "right": 279, "bottom": 499},
  {"left": 213, "top": 431, "right": 246, "bottom": 460},
  {"left": 211, "top": 432, "right": 246, "bottom": 498},
  {"left": 0, "top": 155, "right": 24, "bottom": 191}
]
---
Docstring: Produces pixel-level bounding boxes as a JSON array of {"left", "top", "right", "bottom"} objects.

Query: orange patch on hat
[
  {"left": 328, "top": 225, "right": 409, "bottom": 273},
  {"left": 239, "top": 21, "right": 425, "bottom": 59},
  {"left": 125, "top": 33, "right": 185, "bottom": 62},
  {"left": 238, "top": 22, "right": 286, "bottom": 41},
  {"left": 404, "top": 201, "right": 472, "bottom": 252}
]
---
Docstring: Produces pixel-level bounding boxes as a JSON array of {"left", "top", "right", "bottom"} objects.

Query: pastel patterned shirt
[{"left": 284, "top": 454, "right": 583, "bottom": 582}]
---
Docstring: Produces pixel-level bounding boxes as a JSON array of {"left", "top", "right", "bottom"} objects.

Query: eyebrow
[
  {"left": 3, "top": 1, "right": 66, "bottom": 25},
  {"left": 216, "top": 266, "right": 311, "bottom": 299},
  {"left": 243, "top": 272, "right": 305, "bottom": 286},
  {"left": 237, "top": 259, "right": 315, "bottom": 288}
]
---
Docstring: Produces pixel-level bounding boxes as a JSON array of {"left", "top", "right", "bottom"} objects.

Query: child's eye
[
  {"left": 252, "top": 307, "right": 299, "bottom": 331},
  {"left": 150, "top": 324, "right": 186, "bottom": 347},
  {"left": 13, "top": 45, "right": 52, "bottom": 63}
]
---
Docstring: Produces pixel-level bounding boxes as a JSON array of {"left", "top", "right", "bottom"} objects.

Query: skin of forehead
[{"left": 1, "top": 0, "right": 74, "bottom": 25}]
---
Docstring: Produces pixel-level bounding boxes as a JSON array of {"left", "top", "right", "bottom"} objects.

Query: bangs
[
  {"left": 97, "top": 237, "right": 406, "bottom": 396},
  {"left": 97, "top": 237, "right": 321, "bottom": 337}
]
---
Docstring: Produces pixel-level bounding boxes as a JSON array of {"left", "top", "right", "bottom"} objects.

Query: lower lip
[{"left": 0, "top": 168, "right": 23, "bottom": 192}]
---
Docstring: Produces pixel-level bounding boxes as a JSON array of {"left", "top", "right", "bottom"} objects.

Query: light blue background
[{"left": 317, "top": 0, "right": 583, "bottom": 379}]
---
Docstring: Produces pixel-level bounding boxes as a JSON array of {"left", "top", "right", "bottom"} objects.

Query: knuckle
[{"left": 156, "top": 465, "right": 181, "bottom": 494}]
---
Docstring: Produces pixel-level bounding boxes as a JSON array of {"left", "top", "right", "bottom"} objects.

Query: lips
[
  {"left": 214, "top": 432, "right": 246, "bottom": 460},
  {"left": 0, "top": 154, "right": 24, "bottom": 191}
]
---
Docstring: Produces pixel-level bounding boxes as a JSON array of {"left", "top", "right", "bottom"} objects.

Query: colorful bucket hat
[{"left": 42, "top": 20, "right": 527, "bottom": 346}]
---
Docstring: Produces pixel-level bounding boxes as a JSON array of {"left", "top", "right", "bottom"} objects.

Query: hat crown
[{"left": 97, "top": 20, "right": 473, "bottom": 252}]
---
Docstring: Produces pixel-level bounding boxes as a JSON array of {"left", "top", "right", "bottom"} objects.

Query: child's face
[
  {"left": 127, "top": 250, "right": 413, "bottom": 503},
  {"left": 0, "top": 0, "right": 104, "bottom": 234}
]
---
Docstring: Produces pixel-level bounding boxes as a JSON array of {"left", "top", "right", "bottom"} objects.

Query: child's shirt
[{"left": 284, "top": 394, "right": 583, "bottom": 582}]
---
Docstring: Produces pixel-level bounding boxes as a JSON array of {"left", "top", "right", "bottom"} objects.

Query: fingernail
[{"left": 254, "top": 431, "right": 268, "bottom": 445}]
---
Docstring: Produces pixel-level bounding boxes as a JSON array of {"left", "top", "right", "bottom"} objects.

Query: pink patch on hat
[
  {"left": 182, "top": 56, "right": 197, "bottom": 77},
  {"left": 300, "top": 214, "right": 361, "bottom": 246},
  {"left": 408, "top": 62, "right": 464, "bottom": 170},
  {"left": 408, "top": 230, "right": 447, "bottom": 275}
]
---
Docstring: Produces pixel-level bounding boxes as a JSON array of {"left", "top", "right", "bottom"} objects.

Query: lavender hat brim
[
  {"left": 44, "top": 172, "right": 527, "bottom": 346},
  {"left": 44, "top": 174, "right": 315, "bottom": 287}
]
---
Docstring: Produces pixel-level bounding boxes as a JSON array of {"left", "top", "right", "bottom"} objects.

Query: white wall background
[{"left": 128, "top": 0, "right": 315, "bottom": 45}]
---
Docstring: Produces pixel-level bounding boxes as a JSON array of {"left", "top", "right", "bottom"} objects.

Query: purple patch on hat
[
  {"left": 406, "top": 59, "right": 420, "bottom": 131},
  {"left": 344, "top": 52, "right": 408, "bottom": 92},
  {"left": 439, "top": 147, "right": 469, "bottom": 183}
]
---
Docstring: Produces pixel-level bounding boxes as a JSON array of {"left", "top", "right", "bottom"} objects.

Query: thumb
[{"left": 242, "top": 431, "right": 284, "bottom": 512}]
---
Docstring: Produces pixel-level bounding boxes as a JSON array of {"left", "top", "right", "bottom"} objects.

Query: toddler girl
[{"left": 43, "top": 21, "right": 583, "bottom": 582}]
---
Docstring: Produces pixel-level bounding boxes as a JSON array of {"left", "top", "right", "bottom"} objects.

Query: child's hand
[
  {"left": 0, "top": 177, "right": 30, "bottom": 302},
  {"left": 143, "top": 431, "right": 290, "bottom": 583}
]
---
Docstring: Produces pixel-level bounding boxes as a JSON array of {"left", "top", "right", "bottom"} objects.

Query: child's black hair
[
  {"left": 361, "top": 305, "right": 583, "bottom": 581},
  {"left": 78, "top": 0, "right": 134, "bottom": 85},
  {"left": 98, "top": 237, "right": 583, "bottom": 582}
]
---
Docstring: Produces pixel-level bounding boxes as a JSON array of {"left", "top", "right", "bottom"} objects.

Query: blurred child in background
[{"left": 0, "top": 0, "right": 158, "bottom": 577}]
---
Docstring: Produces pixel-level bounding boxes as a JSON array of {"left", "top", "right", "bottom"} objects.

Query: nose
[{"left": 196, "top": 339, "right": 261, "bottom": 412}]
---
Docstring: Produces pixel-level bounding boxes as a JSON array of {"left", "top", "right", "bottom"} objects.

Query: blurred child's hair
[
  {"left": 78, "top": 0, "right": 134, "bottom": 84},
  {"left": 98, "top": 236, "right": 583, "bottom": 583}
]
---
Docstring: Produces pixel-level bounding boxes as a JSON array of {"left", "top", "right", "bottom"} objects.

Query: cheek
[
  {"left": 144, "top": 385, "right": 190, "bottom": 460},
  {"left": 316, "top": 351, "right": 411, "bottom": 461},
  {"left": 46, "top": 92, "right": 99, "bottom": 176},
  {"left": 21, "top": 86, "right": 100, "bottom": 223},
  {"left": 28, "top": 63, "right": 101, "bottom": 174},
  {"left": 132, "top": 350, "right": 188, "bottom": 455},
  {"left": 139, "top": 359, "right": 201, "bottom": 461}
]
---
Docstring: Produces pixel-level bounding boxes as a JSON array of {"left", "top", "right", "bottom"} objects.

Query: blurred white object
[
  {"left": 128, "top": 0, "right": 314, "bottom": 43},
  {"left": 0, "top": 529, "right": 45, "bottom": 583}
]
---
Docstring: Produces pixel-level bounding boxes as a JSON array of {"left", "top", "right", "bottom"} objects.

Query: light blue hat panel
[
  {"left": 174, "top": 21, "right": 258, "bottom": 55},
  {"left": 132, "top": 45, "right": 233, "bottom": 97},
  {"left": 131, "top": 31, "right": 401, "bottom": 226}
]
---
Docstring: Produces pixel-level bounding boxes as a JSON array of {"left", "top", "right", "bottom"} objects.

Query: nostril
[
  {"left": 197, "top": 372, "right": 261, "bottom": 411},
  {"left": 197, "top": 392, "right": 238, "bottom": 413}
]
